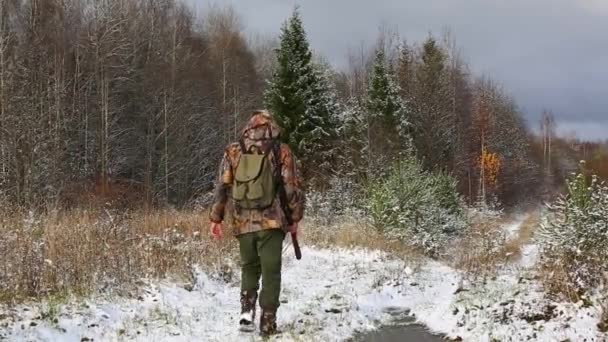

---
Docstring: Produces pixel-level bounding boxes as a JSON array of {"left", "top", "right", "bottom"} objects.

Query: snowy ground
[
  {"left": 504, "top": 214, "right": 528, "bottom": 241},
  {"left": 503, "top": 213, "right": 539, "bottom": 269},
  {"left": 1, "top": 217, "right": 606, "bottom": 341}
]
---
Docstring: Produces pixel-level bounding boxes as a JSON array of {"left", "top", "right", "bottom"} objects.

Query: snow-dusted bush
[
  {"left": 367, "top": 154, "right": 466, "bottom": 257},
  {"left": 537, "top": 168, "right": 608, "bottom": 298},
  {"left": 305, "top": 176, "right": 367, "bottom": 226}
]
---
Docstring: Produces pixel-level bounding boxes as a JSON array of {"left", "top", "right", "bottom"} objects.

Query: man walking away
[{"left": 209, "top": 110, "right": 305, "bottom": 336}]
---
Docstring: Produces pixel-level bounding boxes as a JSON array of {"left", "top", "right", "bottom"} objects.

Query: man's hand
[
  {"left": 288, "top": 222, "right": 298, "bottom": 234},
  {"left": 210, "top": 221, "right": 223, "bottom": 240}
]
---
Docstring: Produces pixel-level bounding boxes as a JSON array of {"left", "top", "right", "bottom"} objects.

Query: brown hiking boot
[
  {"left": 239, "top": 289, "right": 258, "bottom": 332},
  {"left": 259, "top": 308, "right": 278, "bottom": 336}
]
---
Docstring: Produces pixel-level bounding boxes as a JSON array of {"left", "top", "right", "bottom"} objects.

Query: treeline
[
  {"left": 0, "top": 1, "right": 550, "bottom": 207},
  {"left": 0, "top": 0, "right": 261, "bottom": 206},
  {"left": 330, "top": 34, "right": 541, "bottom": 206},
  {"left": 535, "top": 111, "right": 608, "bottom": 185}
]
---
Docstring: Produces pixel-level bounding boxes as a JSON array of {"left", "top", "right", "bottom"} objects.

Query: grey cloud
[
  {"left": 557, "top": 121, "right": 608, "bottom": 142},
  {"left": 190, "top": 0, "right": 608, "bottom": 139}
]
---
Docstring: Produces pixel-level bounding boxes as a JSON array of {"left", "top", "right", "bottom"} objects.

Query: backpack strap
[{"left": 239, "top": 139, "right": 248, "bottom": 154}]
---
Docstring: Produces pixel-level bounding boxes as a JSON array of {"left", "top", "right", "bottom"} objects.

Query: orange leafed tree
[
  {"left": 478, "top": 147, "right": 501, "bottom": 202},
  {"left": 479, "top": 148, "right": 501, "bottom": 187},
  {"left": 471, "top": 78, "right": 497, "bottom": 203}
]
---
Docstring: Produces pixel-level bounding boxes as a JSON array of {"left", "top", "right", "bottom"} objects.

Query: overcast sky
[{"left": 189, "top": 0, "right": 608, "bottom": 140}]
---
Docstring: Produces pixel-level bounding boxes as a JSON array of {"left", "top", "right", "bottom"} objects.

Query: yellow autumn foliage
[{"left": 480, "top": 148, "right": 501, "bottom": 186}]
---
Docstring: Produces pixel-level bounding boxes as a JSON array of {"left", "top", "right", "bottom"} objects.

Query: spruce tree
[
  {"left": 366, "top": 49, "right": 411, "bottom": 164},
  {"left": 413, "top": 37, "right": 454, "bottom": 171},
  {"left": 338, "top": 98, "right": 367, "bottom": 178},
  {"left": 296, "top": 62, "right": 340, "bottom": 171},
  {"left": 264, "top": 8, "right": 339, "bottom": 180}
]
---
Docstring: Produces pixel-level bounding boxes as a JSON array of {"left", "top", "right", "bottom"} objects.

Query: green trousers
[{"left": 237, "top": 229, "right": 285, "bottom": 310}]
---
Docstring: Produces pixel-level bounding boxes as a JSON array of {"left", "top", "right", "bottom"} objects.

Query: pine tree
[
  {"left": 337, "top": 97, "right": 367, "bottom": 178},
  {"left": 264, "top": 9, "right": 309, "bottom": 147},
  {"left": 297, "top": 61, "right": 340, "bottom": 172},
  {"left": 264, "top": 8, "right": 339, "bottom": 181},
  {"left": 397, "top": 42, "right": 415, "bottom": 98},
  {"left": 366, "top": 49, "right": 411, "bottom": 166},
  {"left": 412, "top": 37, "right": 454, "bottom": 171}
]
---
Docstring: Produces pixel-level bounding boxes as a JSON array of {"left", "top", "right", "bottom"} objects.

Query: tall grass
[{"left": 0, "top": 206, "right": 238, "bottom": 303}]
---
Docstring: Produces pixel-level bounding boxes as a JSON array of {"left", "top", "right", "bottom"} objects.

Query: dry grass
[
  {"left": 5, "top": 203, "right": 545, "bottom": 305},
  {"left": 451, "top": 212, "right": 540, "bottom": 282},
  {"left": 0, "top": 206, "right": 238, "bottom": 304},
  {"left": 301, "top": 218, "right": 422, "bottom": 264},
  {"left": 538, "top": 252, "right": 607, "bottom": 302},
  {"left": 0, "top": 206, "right": 418, "bottom": 304},
  {"left": 451, "top": 215, "right": 508, "bottom": 282},
  {"left": 537, "top": 260, "right": 581, "bottom": 301}
]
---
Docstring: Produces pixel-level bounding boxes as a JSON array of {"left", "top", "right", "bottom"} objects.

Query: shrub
[
  {"left": 537, "top": 167, "right": 608, "bottom": 300},
  {"left": 367, "top": 154, "right": 466, "bottom": 257},
  {"left": 306, "top": 176, "right": 367, "bottom": 225}
]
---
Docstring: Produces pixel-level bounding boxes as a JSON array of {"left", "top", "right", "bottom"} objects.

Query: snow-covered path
[
  {"left": 1, "top": 218, "right": 605, "bottom": 341},
  {"left": 1, "top": 249, "right": 449, "bottom": 342},
  {"left": 503, "top": 214, "right": 528, "bottom": 241},
  {"left": 502, "top": 213, "right": 539, "bottom": 267}
]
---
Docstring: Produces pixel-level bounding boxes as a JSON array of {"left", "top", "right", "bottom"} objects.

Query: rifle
[
  {"left": 272, "top": 141, "right": 302, "bottom": 260},
  {"left": 291, "top": 232, "right": 302, "bottom": 260}
]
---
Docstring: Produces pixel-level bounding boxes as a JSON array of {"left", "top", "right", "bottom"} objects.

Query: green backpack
[{"left": 232, "top": 141, "right": 277, "bottom": 210}]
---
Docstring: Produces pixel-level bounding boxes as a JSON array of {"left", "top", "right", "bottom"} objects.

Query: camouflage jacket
[{"left": 209, "top": 111, "right": 305, "bottom": 236}]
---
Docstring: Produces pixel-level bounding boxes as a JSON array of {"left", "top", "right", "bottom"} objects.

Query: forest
[
  {"left": 1, "top": 0, "right": 605, "bottom": 210},
  {"left": 1, "top": 1, "right": 608, "bottom": 340}
]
